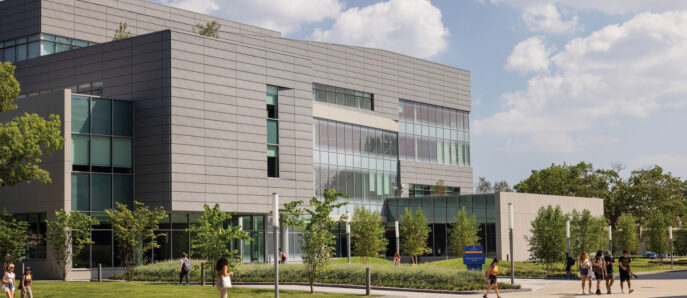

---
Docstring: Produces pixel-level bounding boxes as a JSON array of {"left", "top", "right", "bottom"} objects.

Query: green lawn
[
  {"left": 31, "top": 281, "right": 363, "bottom": 297},
  {"left": 330, "top": 257, "right": 393, "bottom": 265}
]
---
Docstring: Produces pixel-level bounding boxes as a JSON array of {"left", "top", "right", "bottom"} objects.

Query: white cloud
[
  {"left": 310, "top": 0, "right": 450, "bottom": 59},
  {"left": 475, "top": 11, "right": 687, "bottom": 152},
  {"left": 155, "top": 0, "right": 343, "bottom": 34},
  {"left": 505, "top": 36, "right": 555, "bottom": 74},
  {"left": 631, "top": 154, "right": 687, "bottom": 178},
  {"left": 489, "top": 0, "right": 687, "bottom": 15},
  {"left": 521, "top": 4, "right": 581, "bottom": 34}
]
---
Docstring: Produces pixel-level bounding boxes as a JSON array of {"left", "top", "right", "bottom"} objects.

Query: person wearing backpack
[
  {"left": 179, "top": 252, "right": 191, "bottom": 285},
  {"left": 564, "top": 253, "right": 575, "bottom": 279},
  {"left": 592, "top": 250, "right": 606, "bottom": 295}
]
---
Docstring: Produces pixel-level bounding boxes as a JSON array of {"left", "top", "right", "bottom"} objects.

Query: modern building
[{"left": 0, "top": 0, "right": 602, "bottom": 279}]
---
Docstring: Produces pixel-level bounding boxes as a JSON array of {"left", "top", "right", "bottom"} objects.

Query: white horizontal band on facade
[{"left": 312, "top": 101, "right": 398, "bottom": 132}]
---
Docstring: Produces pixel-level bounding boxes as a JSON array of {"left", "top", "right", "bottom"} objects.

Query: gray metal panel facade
[{"left": 0, "top": 0, "right": 41, "bottom": 41}]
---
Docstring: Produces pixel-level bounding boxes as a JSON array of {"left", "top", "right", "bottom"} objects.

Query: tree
[
  {"left": 626, "top": 166, "right": 687, "bottom": 224},
  {"left": 569, "top": 209, "right": 608, "bottom": 254},
  {"left": 106, "top": 201, "right": 166, "bottom": 280},
  {"left": 493, "top": 180, "right": 512, "bottom": 192},
  {"left": 280, "top": 188, "right": 348, "bottom": 293},
  {"left": 613, "top": 213, "right": 638, "bottom": 254},
  {"left": 434, "top": 180, "right": 447, "bottom": 195},
  {"left": 448, "top": 207, "right": 480, "bottom": 256},
  {"left": 113, "top": 22, "right": 131, "bottom": 41},
  {"left": 188, "top": 204, "right": 249, "bottom": 282},
  {"left": 0, "top": 62, "right": 64, "bottom": 188},
  {"left": 0, "top": 209, "right": 29, "bottom": 264},
  {"left": 400, "top": 207, "right": 431, "bottom": 264},
  {"left": 645, "top": 210, "right": 671, "bottom": 262},
  {"left": 475, "top": 177, "right": 492, "bottom": 193},
  {"left": 45, "top": 210, "right": 98, "bottom": 280},
  {"left": 351, "top": 205, "right": 388, "bottom": 264},
  {"left": 527, "top": 205, "right": 566, "bottom": 274},
  {"left": 194, "top": 20, "right": 221, "bottom": 38}
]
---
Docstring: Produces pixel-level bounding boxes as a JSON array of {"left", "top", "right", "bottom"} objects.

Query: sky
[{"left": 152, "top": 0, "right": 687, "bottom": 186}]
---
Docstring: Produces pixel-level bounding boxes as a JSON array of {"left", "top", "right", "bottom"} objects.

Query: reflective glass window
[
  {"left": 91, "top": 98, "right": 112, "bottom": 135},
  {"left": 113, "top": 138, "right": 132, "bottom": 170},
  {"left": 72, "top": 134, "right": 90, "bottom": 166},
  {"left": 267, "top": 120, "right": 278, "bottom": 144},
  {"left": 72, "top": 96, "right": 90, "bottom": 133},
  {"left": 91, "top": 136, "right": 111, "bottom": 167},
  {"left": 113, "top": 175, "right": 133, "bottom": 209},
  {"left": 113, "top": 101, "right": 133, "bottom": 137},
  {"left": 71, "top": 173, "right": 90, "bottom": 211},
  {"left": 91, "top": 174, "right": 111, "bottom": 211}
]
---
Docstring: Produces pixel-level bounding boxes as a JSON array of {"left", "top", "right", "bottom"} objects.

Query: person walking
[
  {"left": 564, "top": 253, "right": 575, "bottom": 279},
  {"left": 618, "top": 250, "right": 634, "bottom": 294},
  {"left": 19, "top": 267, "right": 31, "bottom": 298},
  {"left": 2, "top": 263, "right": 16, "bottom": 298},
  {"left": 592, "top": 250, "right": 606, "bottom": 295},
  {"left": 215, "top": 257, "right": 234, "bottom": 298},
  {"left": 482, "top": 258, "right": 501, "bottom": 298},
  {"left": 579, "top": 252, "right": 592, "bottom": 295},
  {"left": 393, "top": 252, "right": 401, "bottom": 266},
  {"left": 278, "top": 248, "right": 286, "bottom": 264},
  {"left": 179, "top": 252, "right": 191, "bottom": 285},
  {"left": 603, "top": 251, "right": 615, "bottom": 294}
]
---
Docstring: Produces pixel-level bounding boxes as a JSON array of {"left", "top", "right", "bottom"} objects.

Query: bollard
[
  {"left": 97, "top": 263, "right": 102, "bottom": 282},
  {"left": 365, "top": 267, "right": 371, "bottom": 296},
  {"left": 201, "top": 263, "right": 205, "bottom": 286},
  {"left": 21, "top": 263, "right": 24, "bottom": 278}
]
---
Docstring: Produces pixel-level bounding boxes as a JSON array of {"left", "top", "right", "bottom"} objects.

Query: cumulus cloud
[
  {"left": 310, "top": 0, "right": 450, "bottom": 59},
  {"left": 521, "top": 4, "right": 581, "bottom": 34},
  {"left": 155, "top": 0, "right": 343, "bottom": 34},
  {"left": 475, "top": 11, "right": 687, "bottom": 152},
  {"left": 505, "top": 36, "right": 555, "bottom": 74},
  {"left": 489, "top": 0, "right": 687, "bottom": 15}
]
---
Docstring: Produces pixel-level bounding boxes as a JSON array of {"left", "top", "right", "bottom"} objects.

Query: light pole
[
  {"left": 508, "top": 203, "right": 514, "bottom": 285},
  {"left": 608, "top": 225, "right": 613, "bottom": 254},
  {"left": 670, "top": 226, "right": 674, "bottom": 269},
  {"left": 272, "top": 193, "right": 279, "bottom": 298},
  {"left": 346, "top": 211, "right": 351, "bottom": 264},
  {"left": 566, "top": 220, "right": 570, "bottom": 256},
  {"left": 395, "top": 220, "right": 400, "bottom": 255}
]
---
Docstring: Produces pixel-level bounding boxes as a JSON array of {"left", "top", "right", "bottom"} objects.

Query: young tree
[
  {"left": 106, "top": 201, "right": 166, "bottom": 280},
  {"left": 474, "top": 177, "right": 492, "bottom": 193},
  {"left": 448, "top": 207, "right": 480, "bottom": 256},
  {"left": 400, "top": 207, "right": 431, "bottom": 264},
  {"left": 0, "top": 62, "right": 64, "bottom": 188},
  {"left": 645, "top": 210, "right": 671, "bottom": 262},
  {"left": 434, "top": 180, "right": 447, "bottom": 195},
  {"left": 351, "top": 205, "right": 388, "bottom": 264},
  {"left": 188, "top": 204, "right": 249, "bottom": 281},
  {"left": 194, "top": 20, "right": 221, "bottom": 38},
  {"left": 45, "top": 210, "right": 98, "bottom": 280},
  {"left": 113, "top": 22, "right": 131, "bottom": 40},
  {"left": 493, "top": 180, "right": 512, "bottom": 192},
  {"left": 613, "top": 213, "right": 639, "bottom": 254},
  {"left": 0, "top": 209, "right": 29, "bottom": 264},
  {"left": 527, "top": 205, "right": 566, "bottom": 274},
  {"left": 569, "top": 209, "right": 609, "bottom": 254}
]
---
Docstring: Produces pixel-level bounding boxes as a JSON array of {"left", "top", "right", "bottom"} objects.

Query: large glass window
[
  {"left": 267, "top": 85, "right": 280, "bottom": 178},
  {"left": 113, "top": 138, "right": 132, "bottom": 172},
  {"left": 72, "top": 134, "right": 90, "bottom": 169},
  {"left": 312, "top": 83, "right": 374, "bottom": 111},
  {"left": 72, "top": 96, "right": 90, "bottom": 133},
  {"left": 0, "top": 33, "right": 94, "bottom": 63},
  {"left": 113, "top": 101, "right": 133, "bottom": 136},
  {"left": 72, "top": 173, "right": 90, "bottom": 211},
  {"left": 113, "top": 175, "right": 133, "bottom": 209},
  {"left": 91, "top": 136, "right": 111, "bottom": 170},
  {"left": 91, "top": 98, "right": 112, "bottom": 135},
  {"left": 91, "top": 174, "right": 111, "bottom": 211}
]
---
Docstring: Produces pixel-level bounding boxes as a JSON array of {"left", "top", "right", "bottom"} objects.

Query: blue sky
[{"left": 155, "top": 0, "right": 687, "bottom": 186}]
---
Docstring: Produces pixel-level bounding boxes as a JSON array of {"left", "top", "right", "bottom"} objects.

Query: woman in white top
[
  {"left": 215, "top": 257, "right": 234, "bottom": 298},
  {"left": 2, "top": 263, "right": 16, "bottom": 298},
  {"left": 578, "top": 252, "right": 592, "bottom": 295}
]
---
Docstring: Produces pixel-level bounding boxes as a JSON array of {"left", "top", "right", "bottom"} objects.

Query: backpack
[
  {"left": 182, "top": 259, "right": 191, "bottom": 272},
  {"left": 593, "top": 257, "right": 603, "bottom": 273}
]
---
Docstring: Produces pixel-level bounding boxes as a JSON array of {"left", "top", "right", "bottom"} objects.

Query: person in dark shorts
[
  {"left": 483, "top": 258, "right": 501, "bottom": 298},
  {"left": 592, "top": 250, "right": 606, "bottom": 295},
  {"left": 565, "top": 253, "right": 575, "bottom": 278},
  {"left": 603, "top": 251, "right": 615, "bottom": 294},
  {"left": 618, "top": 250, "right": 634, "bottom": 294}
]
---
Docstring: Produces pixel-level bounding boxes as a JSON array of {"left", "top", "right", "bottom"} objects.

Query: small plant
[
  {"left": 113, "top": 22, "right": 131, "bottom": 41},
  {"left": 45, "top": 209, "right": 98, "bottom": 280},
  {"left": 194, "top": 20, "right": 221, "bottom": 38}
]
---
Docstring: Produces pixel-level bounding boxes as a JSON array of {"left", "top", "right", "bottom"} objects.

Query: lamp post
[
  {"left": 566, "top": 220, "right": 570, "bottom": 256},
  {"left": 508, "top": 203, "right": 514, "bottom": 285},
  {"left": 608, "top": 225, "right": 613, "bottom": 254},
  {"left": 395, "top": 220, "right": 400, "bottom": 255},
  {"left": 272, "top": 193, "right": 279, "bottom": 298},
  {"left": 346, "top": 211, "right": 351, "bottom": 264},
  {"left": 670, "top": 226, "right": 674, "bottom": 269}
]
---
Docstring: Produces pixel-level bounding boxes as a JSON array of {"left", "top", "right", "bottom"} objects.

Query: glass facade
[
  {"left": 384, "top": 194, "right": 496, "bottom": 257},
  {"left": 313, "top": 118, "right": 398, "bottom": 214},
  {"left": 267, "top": 85, "right": 279, "bottom": 178},
  {"left": 312, "top": 83, "right": 373, "bottom": 111},
  {"left": 408, "top": 184, "right": 461, "bottom": 197},
  {"left": 398, "top": 99, "right": 470, "bottom": 166},
  {"left": 13, "top": 213, "right": 47, "bottom": 260},
  {"left": 0, "top": 33, "right": 96, "bottom": 63}
]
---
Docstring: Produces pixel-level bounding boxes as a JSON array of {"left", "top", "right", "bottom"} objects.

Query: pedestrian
[
  {"left": 618, "top": 250, "right": 634, "bottom": 294},
  {"left": 279, "top": 248, "right": 286, "bottom": 264},
  {"left": 393, "top": 252, "right": 401, "bottom": 266},
  {"left": 179, "top": 252, "right": 191, "bottom": 285},
  {"left": 482, "top": 258, "right": 501, "bottom": 298},
  {"left": 564, "top": 252, "right": 575, "bottom": 279},
  {"left": 215, "top": 257, "right": 234, "bottom": 298},
  {"left": 592, "top": 250, "right": 606, "bottom": 295},
  {"left": 19, "top": 267, "right": 31, "bottom": 298},
  {"left": 578, "top": 252, "right": 592, "bottom": 295},
  {"left": 2, "top": 263, "right": 15, "bottom": 298},
  {"left": 603, "top": 251, "right": 615, "bottom": 294}
]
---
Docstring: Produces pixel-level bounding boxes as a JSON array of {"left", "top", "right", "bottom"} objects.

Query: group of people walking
[
  {"left": 2, "top": 263, "right": 32, "bottom": 298},
  {"left": 578, "top": 250, "right": 634, "bottom": 295}
]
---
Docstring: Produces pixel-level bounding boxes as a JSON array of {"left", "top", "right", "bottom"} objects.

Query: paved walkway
[{"left": 235, "top": 270, "right": 687, "bottom": 297}]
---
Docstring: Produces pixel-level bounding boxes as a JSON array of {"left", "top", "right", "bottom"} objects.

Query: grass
[
  {"left": 29, "top": 281, "right": 362, "bottom": 297},
  {"left": 330, "top": 257, "right": 393, "bottom": 265}
]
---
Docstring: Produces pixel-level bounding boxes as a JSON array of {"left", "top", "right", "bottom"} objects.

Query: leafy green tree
[
  {"left": 627, "top": 166, "right": 687, "bottom": 224},
  {"left": 0, "top": 209, "right": 29, "bottom": 264},
  {"left": 448, "top": 207, "right": 480, "bottom": 256},
  {"left": 279, "top": 188, "right": 348, "bottom": 293},
  {"left": 645, "top": 210, "right": 671, "bottom": 262},
  {"left": 613, "top": 213, "right": 638, "bottom": 254},
  {"left": 674, "top": 229, "right": 687, "bottom": 256},
  {"left": 194, "top": 20, "right": 221, "bottom": 38},
  {"left": 569, "top": 209, "right": 608, "bottom": 254},
  {"left": 106, "top": 201, "right": 166, "bottom": 280},
  {"left": 0, "top": 62, "right": 64, "bottom": 188},
  {"left": 400, "top": 207, "right": 431, "bottom": 264},
  {"left": 493, "top": 180, "right": 512, "bottom": 192},
  {"left": 351, "top": 205, "right": 388, "bottom": 264},
  {"left": 188, "top": 204, "right": 249, "bottom": 281},
  {"left": 527, "top": 205, "right": 566, "bottom": 274},
  {"left": 45, "top": 210, "right": 98, "bottom": 280},
  {"left": 113, "top": 22, "right": 131, "bottom": 40},
  {"left": 475, "top": 177, "right": 492, "bottom": 193},
  {"left": 434, "top": 180, "right": 447, "bottom": 195}
]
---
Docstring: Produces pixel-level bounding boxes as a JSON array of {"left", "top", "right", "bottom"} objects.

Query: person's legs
[
  {"left": 25, "top": 288, "right": 31, "bottom": 298},
  {"left": 185, "top": 271, "right": 190, "bottom": 285},
  {"left": 493, "top": 284, "right": 501, "bottom": 298},
  {"left": 627, "top": 279, "right": 633, "bottom": 293}
]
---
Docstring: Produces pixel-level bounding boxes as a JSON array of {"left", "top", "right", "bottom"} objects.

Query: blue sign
[{"left": 463, "top": 245, "right": 485, "bottom": 271}]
